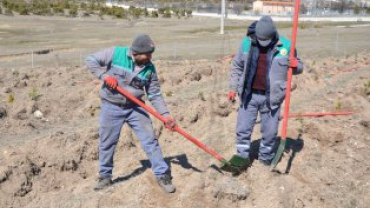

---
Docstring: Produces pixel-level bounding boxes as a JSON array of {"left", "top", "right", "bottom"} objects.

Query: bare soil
[{"left": 0, "top": 15, "right": 370, "bottom": 208}]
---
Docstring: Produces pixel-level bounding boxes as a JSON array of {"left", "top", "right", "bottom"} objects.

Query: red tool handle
[
  {"left": 115, "top": 86, "right": 226, "bottom": 162},
  {"left": 280, "top": 0, "right": 300, "bottom": 140}
]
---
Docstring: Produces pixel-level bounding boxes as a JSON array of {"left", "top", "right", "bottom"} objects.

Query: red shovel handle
[
  {"left": 271, "top": 0, "right": 301, "bottom": 170},
  {"left": 115, "top": 86, "right": 226, "bottom": 162},
  {"left": 116, "top": 86, "right": 166, "bottom": 123},
  {"left": 280, "top": 0, "right": 300, "bottom": 140}
]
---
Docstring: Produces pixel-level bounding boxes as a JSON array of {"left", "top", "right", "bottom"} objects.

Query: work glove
[
  {"left": 163, "top": 117, "right": 177, "bottom": 131},
  {"left": 228, "top": 91, "right": 237, "bottom": 102},
  {"left": 288, "top": 57, "right": 298, "bottom": 68},
  {"left": 104, "top": 76, "right": 118, "bottom": 89}
]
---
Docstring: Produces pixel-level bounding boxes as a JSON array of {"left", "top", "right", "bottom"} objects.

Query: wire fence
[
  {"left": 0, "top": 36, "right": 239, "bottom": 70},
  {"left": 0, "top": 26, "right": 369, "bottom": 70}
]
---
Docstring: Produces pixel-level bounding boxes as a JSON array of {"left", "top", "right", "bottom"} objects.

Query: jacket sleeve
[
  {"left": 229, "top": 41, "right": 245, "bottom": 91},
  {"left": 292, "top": 49, "right": 304, "bottom": 75},
  {"left": 85, "top": 47, "right": 115, "bottom": 80},
  {"left": 145, "top": 70, "right": 170, "bottom": 117}
]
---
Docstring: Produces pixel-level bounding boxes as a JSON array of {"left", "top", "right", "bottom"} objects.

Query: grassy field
[{"left": 0, "top": 14, "right": 369, "bottom": 69}]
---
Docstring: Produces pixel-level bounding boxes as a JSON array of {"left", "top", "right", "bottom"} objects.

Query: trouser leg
[
  {"left": 235, "top": 94, "right": 259, "bottom": 159},
  {"left": 98, "top": 101, "right": 125, "bottom": 178},
  {"left": 259, "top": 103, "right": 281, "bottom": 162},
  {"left": 127, "top": 106, "right": 169, "bottom": 178}
]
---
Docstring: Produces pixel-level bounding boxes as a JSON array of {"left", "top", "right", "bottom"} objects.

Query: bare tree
[
  {"left": 232, "top": 2, "right": 244, "bottom": 15},
  {"left": 300, "top": 4, "right": 308, "bottom": 15}
]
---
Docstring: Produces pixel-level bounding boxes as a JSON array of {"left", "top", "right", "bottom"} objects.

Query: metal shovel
[{"left": 271, "top": 0, "right": 301, "bottom": 171}]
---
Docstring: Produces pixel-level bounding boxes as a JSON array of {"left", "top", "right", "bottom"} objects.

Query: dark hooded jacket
[{"left": 229, "top": 21, "right": 304, "bottom": 110}]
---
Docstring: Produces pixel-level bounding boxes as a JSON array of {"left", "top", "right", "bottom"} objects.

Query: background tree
[
  {"left": 113, "top": 6, "right": 127, "bottom": 19},
  {"left": 334, "top": 0, "right": 346, "bottom": 14},
  {"left": 300, "top": 4, "right": 308, "bottom": 14},
  {"left": 158, "top": 7, "right": 165, "bottom": 14},
  {"left": 163, "top": 7, "right": 171, "bottom": 18},
  {"left": 2, "top": 0, "right": 10, "bottom": 9},
  {"left": 99, "top": 6, "right": 109, "bottom": 16},
  {"left": 60, "top": 0, "right": 71, "bottom": 10},
  {"left": 5, "top": 7, "right": 13, "bottom": 16},
  {"left": 354, "top": 5, "right": 360, "bottom": 14},
  {"left": 80, "top": 2, "right": 87, "bottom": 10},
  {"left": 151, "top": 10, "right": 158, "bottom": 18},
  {"left": 232, "top": 3, "right": 244, "bottom": 15},
  {"left": 3, "top": 0, "right": 15, "bottom": 10},
  {"left": 128, "top": 5, "right": 135, "bottom": 14},
  {"left": 144, "top": 8, "right": 149, "bottom": 17},
  {"left": 186, "top": 9, "right": 192, "bottom": 17},
  {"left": 244, "top": 5, "right": 251, "bottom": 11},
  {"left": 18, "top": 2, "right": 29, "bottom": 15},
  {"left": 131, "top": 8, "right": 141, "bottom": 19},
  {"left": 98, "top": 9, "right": 104, "bottom": 19},
  {"left": 31, "top": 0, "right": 51, "bottom": 16},
  {"left": 53, "top": 6, "right": 64, "bottom": 15},
  {"left": 172, "top": 7, "right": 179, "bottom": 17},
  {"left": 88, "top": 1, "right": 96, "bottom": 11},
  {"left": 69, "top": 5, "right": 78, "bottom": 17}
]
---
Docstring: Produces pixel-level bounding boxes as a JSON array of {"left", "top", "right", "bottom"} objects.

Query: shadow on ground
[
  {"left": 250, "top": 135, "right": 305, "bottom": 173},
  {"left": 113, "top": 154, "right": 202, "bottom": 184}
]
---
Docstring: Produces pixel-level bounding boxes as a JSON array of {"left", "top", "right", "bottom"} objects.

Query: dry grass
[{"left": 1, "top": 15, "right": 369, "bottom": 69}]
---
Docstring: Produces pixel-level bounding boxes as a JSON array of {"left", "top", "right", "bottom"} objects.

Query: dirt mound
[{"left": 0, "top": 53, "right": 370, "bottom": 208}]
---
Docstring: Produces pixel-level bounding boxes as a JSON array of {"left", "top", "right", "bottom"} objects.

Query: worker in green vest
[{"left": 86, "top": 34, "right": 176, "bottom": 193}]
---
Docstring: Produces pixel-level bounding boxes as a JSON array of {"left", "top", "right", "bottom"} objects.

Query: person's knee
[
  {"left": 140, "top": 136, "right": 160, "bottom": 152},
  {"left": 264, "top": 131, "right": 278, "bottom": 141},
  {"left": 236, "top": 131, "right": 252, "bottom": 139},
  {"left": 261, "top": 123, "right": 278, "bottom": 138}
]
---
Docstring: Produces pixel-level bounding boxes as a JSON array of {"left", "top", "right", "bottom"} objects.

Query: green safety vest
[
  {"left": 241, "top": 36, "right": 291, "bottom": 58},
  {"left": 112, "top": 47, "right": 155, "bottom": 81}
]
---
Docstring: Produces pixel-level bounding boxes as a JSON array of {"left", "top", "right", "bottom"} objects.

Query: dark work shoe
[
  {"left": 94, "top": 177, "right": 113, "bottom": 191},
  {"left": 157, "top": 175, "right": 176, "bottom": 193},
  {"left": 259, "top": 159, "right": 272, "bottom": 167}
]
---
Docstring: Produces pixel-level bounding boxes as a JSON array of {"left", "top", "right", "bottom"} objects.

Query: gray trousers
[
  {"left": 236, "top": 92, "right": 281, "bottom": 162},
  {"left": 98, "top": 100, "right": 169, "bottom": 179}
]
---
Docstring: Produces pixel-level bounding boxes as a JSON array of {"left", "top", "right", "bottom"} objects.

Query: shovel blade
[
  {"left": 220, "top": 155, "right": 250, "bottom": 174},
  {"left": 270, "top": 139, "right": 286, "bottom": 171}
]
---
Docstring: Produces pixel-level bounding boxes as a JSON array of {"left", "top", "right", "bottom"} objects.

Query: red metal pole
[
  {"left": 281, "top": 0, "right": 300, "bottom": 141},
  {"left": 115, "top": 86, "right": 227, "bottom": 163},
  {"left": 289, "top": 112, "right": 353, "bottom": 118}
]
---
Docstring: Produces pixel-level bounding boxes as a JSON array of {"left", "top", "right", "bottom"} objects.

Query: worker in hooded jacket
[{"left": 228, "top": 16, "right": 304, "bottom": 167}]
